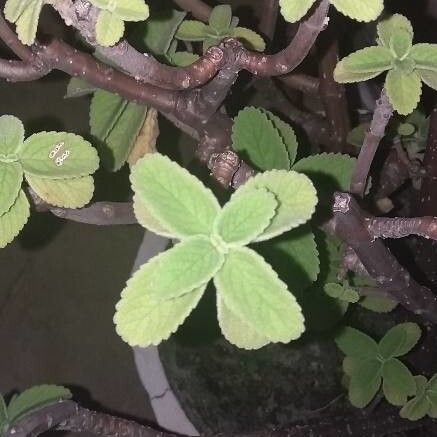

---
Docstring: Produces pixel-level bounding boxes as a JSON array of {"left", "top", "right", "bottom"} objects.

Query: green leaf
[
  {"left": 292, "top": 153, "right": 355, "bottom": 203},
  {"left": 133, "top": 193, "right": 173, "bottom": 238},
  {"left": 278, "top": 0, "right": 315, "bottom": 23},
  {"left": 348, "top": 358, "right": 382, "bottom": 407},
  {"left": 0, "top": 162, "right": 23, "bottom": 216},
  {"left": 232, "top": 107, "right": 290, "bottom": 171},
  {"left": 120, "top": 237, "right": 223, "bottom": 302},
  {"left": 324, "top": 283, "right": 359, "bottom": 303},
  {"left": 385, "top": 69, "right": 422, "bottom": 115},
  {"left": 90, "top": 90, "right": 147, "bottom": 171},
  {"left": 217, "top": 294, "right": 269, "bottom": 350},
  {"left": 96, "top": 10, "right": 125, "bottom": 46},
  {"left": 255, "top": 225, "right": 320, "bottom": 294},
  {"left": 176, "top": 20, "right": 207, "bottom": 41},
  {"left": 232, "top": 27, "right": 265, "bottom": 51},
  {"left": 377, "top": 14, "right": 414, "bottom": 48},
  {"left": 19, "top": 132, "right": 99, "bottom": 179},
  {"left": 359, "top": 295, "right": 398, "bottom": 313},
  {"left": 14, "top": 0, "right": 43, "bottom": 45},
  {"left": 170, "top": 51, "right": 200, "bottom": 67},
  {"left": 347, "top": 123, "right": 369, "bottom": 148},
  {"left": 115, "top": 284, "right": 205, "bottom": 347},
  {"left": 334, "top": 46, "right": 393, "bottom": 83},
  {"left": 0, "top": 115, "right": 25, "bottom": 155},
  {"left": 389, "top": 31, "right": 412, "bottom": 60},
  {"left": 264, "top": 111, "right": 298, "bottom": 166},
  {"left": 330, "top": 0, "right": 383, "bottom": 22},
  {"left": 335, "top": 326, "right": 378, "bottom": 358},
  {"left": 7, "top": 385, "right": 72, "bottom": 424},
  {"left": 382, "top": 358, "right": 416, "bottom": 406},
  {"left": 209, "top": 5, "right": 232, "bottom": 32},
  {"left": 214, "top": 188, "right": 277, "bottom": 246},
  {"left": 112, "top": 0, "right": 149, "bottom": 21},
  {"left": 25, "top": 175, "right": 94, "bottom": 209},
  {"left": 418, "top": 70, "right": 437, "bottom": 91},
  {"left": 398, "top": 122, "right": 416, "bottom": 137},
  {"left": 214, "top": 247, "right": 305, "bottom": 344},
  {"left": 65, "top": 78, "right": 97, "bottom": 98},
  {"left": 409, "top": 43, "right": 437, "bottom": 72},
  {"left": 136, "top": 9, "right": 186, "bottom": 55},
  {"left": 378, "top": 322, "right": 421, "bottom": 359},
  {"left": 236, "top": 170, "right": 317, "bottom": 241},
  {"left": 0, "top": 190, "right": 30, "bottom": 249},
  {"left": 0, "top": 394, "right": 7, "bottom": 427},
  {"left": 130, "top": 154, "right": 220, "bottom": 238},
  {"left": 400, "top": 395, "right": 430, "bottom": 421}
]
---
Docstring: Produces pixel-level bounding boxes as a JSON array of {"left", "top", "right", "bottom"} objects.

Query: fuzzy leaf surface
[
  {"left": 385, "top": 69, "right": 422, "bottom": 115},
  {"left": 232, "top": 27, "right": 265, "bottom": 51},
  {"left": 377, "top": 14, "right": 414, "bottom": 48},
  {"left": 0, "top": 115, "right": 24, "bottom": 155},
  {"left": 214, "top": 247, "right": 305, "bottom": 344},
  {"left": 176, "top": 20, "right": 207, "bottom": 41},
  {"left": 0, "top": 162, "right": 23, "bottom": 216},
  {"left": 131, "top": 154, "right": 220, "bottom": 238},
  {"left": 378, "top": 322, "right": 421, "bottom": 359},
  {"left": 14, "top": 0, "right": 43, "bottom": 45},
  {"left": 278, "top": 0, "right": 315, "bottom": 23},
  {"left": 330, "top": 0, "right": 383, "bottom": 22},
  {"left": 96, "top": 10, "right": 124, "bottom": 46},
  {"left": 0, "top": 190, "right": 30, "bottom": 248}
]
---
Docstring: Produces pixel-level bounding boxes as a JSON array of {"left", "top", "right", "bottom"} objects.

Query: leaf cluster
[
  {"left": 115, "top": 153, "right": 319, "bottom": 349},
  {"left": 0, "top": 115, "right": 99, "bottom": 248},
  {"left": 335, "top": 15, "right": 437, "bottom": 115},
  {"left": 0, "top": 385, "right": 71, "bottom": 437},
  {"left": 336, "top": 323, "right": 421, "bottom": 408},
  {"left": 176, "top": 5, "right": 265, "bottom": 52}
]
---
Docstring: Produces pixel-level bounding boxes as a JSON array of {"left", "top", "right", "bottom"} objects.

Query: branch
[
  {"left": 366, "top": 216, "right": 437, "bottom": 241},
  {"left": 277, "top": 73, "right": 320, "bottom": 94},
  {"left": 331, "top": 192, "right": 437, "bottom": 323},
  {"left": 173, "top": 0, "right": 211, "bottom": 22},
  {"left": 0, "top": 59, "right": 49, "bottom": 81},
  {"left": 350, "top": 89, "right": 394, "bottom": 196}
]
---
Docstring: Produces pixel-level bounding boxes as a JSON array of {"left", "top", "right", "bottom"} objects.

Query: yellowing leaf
[
  {"left": 14, "top": 0, "right": 43, "bottom": 45},
  {"left": 232, "top": 27, "right": 265, "bottom": 51},
  {"left": 278, "top": 0, "right": 315, "bottom": 23},
  {"left": 96, "top": 10, "right": 125, "bottom": 46},
  {"left": 214, "top": 247, "right": 305, "bottom": 344},
  {"left": 25, "top": 175, "right": 94, "bottom": 209},
  {"left": 128, "top": 109, "right": 159, "bottom": 166}
]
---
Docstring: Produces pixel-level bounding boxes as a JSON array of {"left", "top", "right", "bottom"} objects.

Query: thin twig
[{"left": 173, "top": 0, "right": 211, "bottom": 22}]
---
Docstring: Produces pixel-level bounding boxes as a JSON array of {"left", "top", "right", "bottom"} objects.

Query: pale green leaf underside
[
  {"left": 176, "top": 20, "right": 207, "bottom": 41},
  {"left": 130, "top": 154, "right": 220, "bottom": 238},
  {"left": 378, "top": 322, "right": 421, "bottom": 359},
  {"left": 14, "top": 0, "right": 43, "bottom": 45},
  {"left": 334, "top": 46, "right": 393, "bottom": 83},
  {"left": 0, "top": 190, "right": 30, "bottom": 249},
  {"left": 4, "top": 0, "right": 28, "bottom": 23},
  {"left": 232, "top": 27, "right": 265, "bottom": 51},
  {"left": 382, "top": 358, "right": 416, "bottom": 406},
  {"left": 236, "top": 170, "right": 317, "bottom": 242},
  {"left": 133, "top": 193, "right": 174, "bottom": 238},
  {"left": 385, "top": 69, "right": 422, "bottom": 115},
  {"left": 19, "top": 132, "right": 99, "bottom": 179},
  {"left": 25, "top": 175, "right": 94, "bottom": 209},
  {"left": 120, "top": 237, "right": 223, "bottom": 302},
  {"left": 112, "top": 0, "right": 149, "bottom": 22},
  {"left": 214, "top": 188, "right": 277, "bottom": 246},
  {"left": 410, "top": 43, "right": 437, "bottom": 72},
  {"left": 278, "top": 0, "right": 315, "bottom": 23},
  {"left": 115, "top": 284, "right": 205, "bottom": 347},
  {"left": 389, "top": 31, "right": 412, "bottom": 59},
  {"left": 96, "top": 10, "right": 125, "bottom": 47},
  {"left": 331, "top": 0, "right": 383, "bottom": 22},
  {"left": 377, "top": 14, "right": 414, "bottom": 48},
  {"left": 217, "top": 294, "right": 269, "bottom": 349},
  {"left": 232, "top": 107, "right": 290, "bottom": 171},
  {"left": 7, "top": 385, "right": 72, "bottom": 424},
  {"left": 0, "top": 115, "right": 24, "bottom": 155},
  {"left": 0, "top": 162, "right": 23, "bottom": 216},
  {"left": 90, "top": 90, "right": 147, "bottom": 171},
  {"left": 214, "top": 247, "right": 305, "bottom": 344},
  {"left": 419, "top": 69, "right": 437, "bottom": 91},
  {"left": 335, "top": 326, "right": 378, "bottom": 357},
  {"left": 265, "top": 111, "right": 299, "bottom": 166}
]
